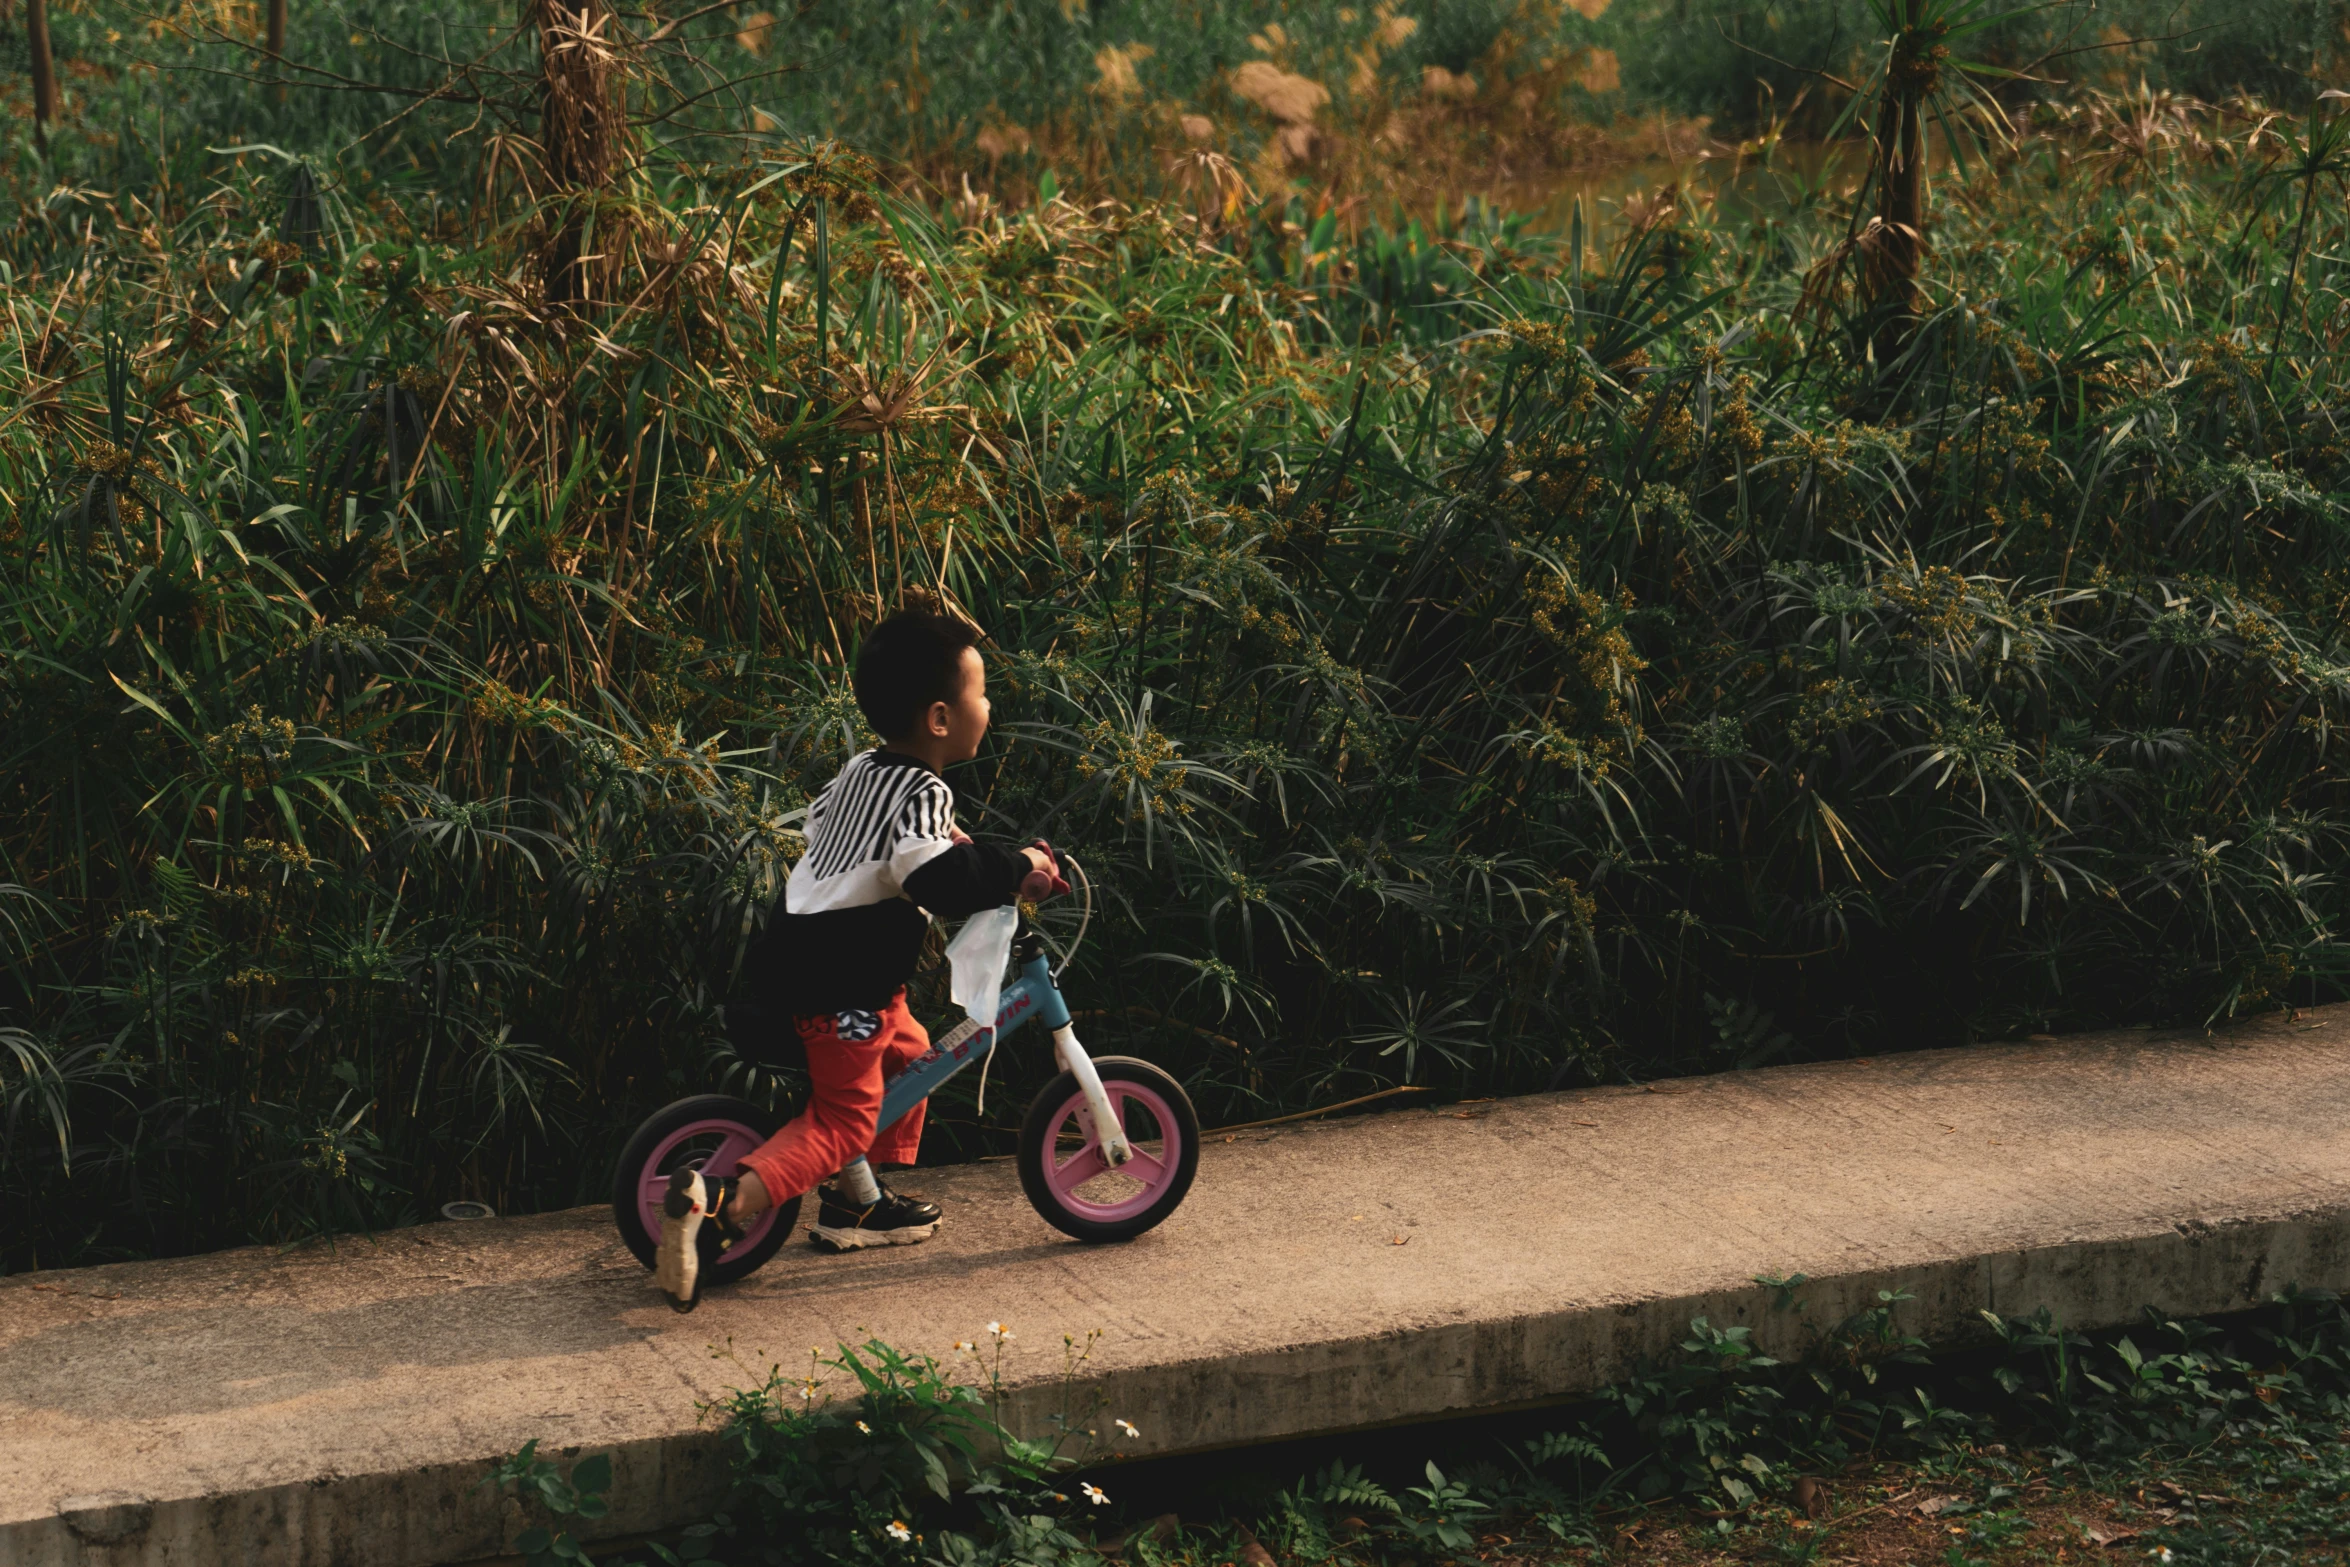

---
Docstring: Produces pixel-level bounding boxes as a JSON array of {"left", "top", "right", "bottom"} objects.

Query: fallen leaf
[
  {"left": 1391, "top": 1234, "right": 1409, "bottom": 1245},
  {"left": 2081, "top": 1522, "right": 2139, "bottom": 1547},
  {"left": 1573, "top": 1119, "right": 1600, "bottom": 1127},
  {"left": 1914, "top": 1495, "right": 1964, "bottom": 1517}
]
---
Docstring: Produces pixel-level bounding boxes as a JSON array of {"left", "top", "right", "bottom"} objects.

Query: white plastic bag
[{"left": 946, "top": 906, "right": 1020, "bottom": 1031}]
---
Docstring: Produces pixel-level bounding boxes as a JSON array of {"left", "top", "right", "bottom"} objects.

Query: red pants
[{"left": 737, "top": 992, "right": 929, "bottom": 1203}]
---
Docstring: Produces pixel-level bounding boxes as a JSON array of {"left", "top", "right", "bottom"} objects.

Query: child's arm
[
  {"left": 902, "top": 836, "right": 1029, "bottom": 917},
  {"left": 888, "top": 778, "right": 1053, "bottom": 917}
]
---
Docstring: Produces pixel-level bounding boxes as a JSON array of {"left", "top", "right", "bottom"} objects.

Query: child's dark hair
[{"left": 854, "top": 611, "right": 980, "bottom": 739}]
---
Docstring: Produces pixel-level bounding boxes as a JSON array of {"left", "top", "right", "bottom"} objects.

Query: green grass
[
  {"left": 15, "top": 0, "right": 2345, "bottom": 200},
  {"left": 493, "top": 1287, "right": 2350, "bottom": 1566},
  {"left": 2, "top": 1, "right": 2350, "bottom": 1267},
  {"left": 726, "top": 0, "right": 2347, "bottom": 157}
]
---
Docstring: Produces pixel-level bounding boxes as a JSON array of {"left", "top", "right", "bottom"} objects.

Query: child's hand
[{"left": 1018, "top": 841, "right": 1069, "bottom": 902}]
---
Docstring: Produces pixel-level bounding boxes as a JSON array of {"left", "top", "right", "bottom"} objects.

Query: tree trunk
[
  {"left": 266, "top": 0, "right": 286, "bottom": 102},
  {"left": 1867, "top": 26, "right": 1944, "bottom": 366},
  {"left": 530, "top": 0, "right": 620, "bottom": 309},
  {"left": 1868, "top": 84, "right": 1926, "bottom": 364},
  {"left": 27, "top": 0, "right": 57, "bottom": 156}
]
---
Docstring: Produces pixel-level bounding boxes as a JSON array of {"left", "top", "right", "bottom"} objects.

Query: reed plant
[
  {"left": 16, "top": 0, "right": 2344, "bottom": 205},
  {"left": 2, "top": 0, "right": 2348, "bottom": 1268}
]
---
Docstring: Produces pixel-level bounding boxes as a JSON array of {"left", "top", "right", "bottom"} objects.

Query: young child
[{"left": 656, "top": 610, "right": 1060, "bottom": 1311}]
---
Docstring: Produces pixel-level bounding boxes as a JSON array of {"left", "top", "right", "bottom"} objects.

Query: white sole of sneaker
[
  {"left": 808, "top": 1220, "right": 939, "bottom": 1253},
  {"left": 655, "top": 1168, "right": 706, "bottom": 1312}
]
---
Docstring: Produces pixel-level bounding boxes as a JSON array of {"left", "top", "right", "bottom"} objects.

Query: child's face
[{"left": 930, "top": 647, "right": 991, "bottom": 763}]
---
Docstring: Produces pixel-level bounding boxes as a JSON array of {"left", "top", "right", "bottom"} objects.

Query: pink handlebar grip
[{"left": 1018, "top": 839, "right": 1070, "bottom": 902}]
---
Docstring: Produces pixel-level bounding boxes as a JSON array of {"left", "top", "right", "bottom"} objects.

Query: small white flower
[
  {"left": 884, "top": 1520, "right": 912, "bottom": 1542},
  {"left": 987, "top": 1320, "right": 1013, "bottom": 1341},
  {"left": 856, "top": 1420, "right": 872, "bottom": 1434},
  {"left": 1081, "top": 1483, "right": 1109, "bottom": 1506},
  {"left": 1115, "top": 1418, "right": 1140, "bottom": 1439}
]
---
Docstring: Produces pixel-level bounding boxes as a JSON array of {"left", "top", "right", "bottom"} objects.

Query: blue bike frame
[
  {"left": 864, "top": 934, "right": 1136, "bottom": 1169},
  {"left": 873, "top": 948, "right": 1069, "bottom": 1132}
]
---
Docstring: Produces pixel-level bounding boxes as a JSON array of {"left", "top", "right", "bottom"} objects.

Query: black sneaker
[
  {"left": 809, "top": 1180, "right": 941, "bottom": 1252},
  {"left": 654, "top": 1167, "right": 743, "bottom": 1312}
]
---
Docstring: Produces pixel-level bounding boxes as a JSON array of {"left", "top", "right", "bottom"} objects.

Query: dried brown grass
[
  {"left": 528, "top": 0, "right": 626, "bottom": 306},
  {"left": 1231, "top": 59, "right": 1330, "bottom": 126},
  {"left": 868, "top": 6, "right": 1709, "bottom": 237},
  {"left": 1207, "top": 10, "right": 1706, "bottom": 213}
]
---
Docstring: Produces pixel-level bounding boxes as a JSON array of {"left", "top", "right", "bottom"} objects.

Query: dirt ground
[{"left": 1445, "top": 1438, "right": 2350, "bottom": 1566}]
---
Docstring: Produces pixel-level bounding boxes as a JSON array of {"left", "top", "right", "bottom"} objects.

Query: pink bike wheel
[
  {"left": 611, "top": 1095, "right": 801, "bottom": 1285},
  {"left": 1018, "top": 1056, "right": 1200, "bottom": 1242}
]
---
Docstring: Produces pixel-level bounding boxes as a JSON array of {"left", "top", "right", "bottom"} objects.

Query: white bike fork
[{"left": 1052, "top": 1025, "right": 1133, "bottom": 1166}]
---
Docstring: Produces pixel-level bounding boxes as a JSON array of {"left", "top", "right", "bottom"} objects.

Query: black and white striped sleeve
[
  {"left": 884, "top": 777, "right": 961, "bottom": 886},
  {"left": 897, "top": 784, "right": 1030, "bottom": 918}
]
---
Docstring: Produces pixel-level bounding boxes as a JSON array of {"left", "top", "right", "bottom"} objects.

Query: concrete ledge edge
[{"left": 11, "top": 1204, "right": 2343, "bottom": 1567}]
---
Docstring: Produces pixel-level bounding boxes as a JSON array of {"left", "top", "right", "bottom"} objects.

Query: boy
[{"left": 656, "top": 610, "right": 1060, "bottom": 1311}]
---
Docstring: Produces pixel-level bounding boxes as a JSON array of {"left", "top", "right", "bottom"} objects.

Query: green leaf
[{"left": 921, "top": 1444, "right": 953, "bottom": 1500}]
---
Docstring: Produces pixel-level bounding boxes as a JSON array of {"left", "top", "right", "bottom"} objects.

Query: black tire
[
  {"left": 1018, "top": 1056, "right": 1201, "bottom": 1243},
  {"left": 611, "top": 1094, "right": 803, "bottom": 1286}
]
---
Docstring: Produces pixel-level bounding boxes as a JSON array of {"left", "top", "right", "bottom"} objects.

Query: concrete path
[{"left": 8, "top": 1008, "right": 2350, "bottom": 1567}]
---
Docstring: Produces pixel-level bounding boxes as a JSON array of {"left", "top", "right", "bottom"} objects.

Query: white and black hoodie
[{"left": 747, "top": 749, "right": 1028, "bottom": 1017}]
